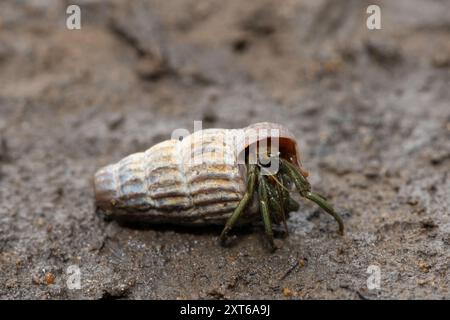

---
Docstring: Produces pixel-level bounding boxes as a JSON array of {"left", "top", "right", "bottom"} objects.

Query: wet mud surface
[{"left": 1, "top": 0, "right": 450, "bottom": 299}]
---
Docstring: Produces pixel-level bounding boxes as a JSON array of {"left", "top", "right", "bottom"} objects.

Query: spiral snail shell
[{"left": 94, "top": 122, "right": 306, "bottom": 224}]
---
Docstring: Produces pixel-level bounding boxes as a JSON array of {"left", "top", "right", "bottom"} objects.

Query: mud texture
[{"left": 1, "top": 0, "right": 450, "bottom": 299}]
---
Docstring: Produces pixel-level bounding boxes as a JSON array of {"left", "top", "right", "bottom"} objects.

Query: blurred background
[{"left": 0, "top": 0, "right": 449, "bottom": 299}]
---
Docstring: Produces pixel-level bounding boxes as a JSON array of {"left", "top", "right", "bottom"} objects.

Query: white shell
[
  {"left": 94, "top": 123, "right": 304, "bottom": 225},
  {"left": 95, "top": 129, "right": 255, "bottom": 224}
]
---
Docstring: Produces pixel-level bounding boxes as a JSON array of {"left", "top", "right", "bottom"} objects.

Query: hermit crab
[{"left": 94, "top": 122, "right": 343, "bottom": 250}]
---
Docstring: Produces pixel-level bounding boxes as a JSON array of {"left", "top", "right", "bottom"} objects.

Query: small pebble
[
  {"left": 44, "top": 272, "right": 55, "bottom": 285},
  {"left": 282, "top": 287, "right": 295, "bottom": 297}
]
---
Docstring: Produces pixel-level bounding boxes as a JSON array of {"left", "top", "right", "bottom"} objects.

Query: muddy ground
[{"left": 1, "top": 0, "right": 450, "bottom": 299}]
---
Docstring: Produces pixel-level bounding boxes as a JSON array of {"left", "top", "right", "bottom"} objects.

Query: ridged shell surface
[{"left": 94, "top": 129, "right": 253, "bottom": 224}]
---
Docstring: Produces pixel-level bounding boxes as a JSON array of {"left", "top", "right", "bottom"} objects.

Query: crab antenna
[{"left": 261, "top": 167, "right": 290, "bottom": 193}]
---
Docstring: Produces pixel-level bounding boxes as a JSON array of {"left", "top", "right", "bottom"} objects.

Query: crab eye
[
  {"left": 258, "top": 153, "right": 271, "bottom": 166},
  {"left": 281, "top": 175, "right": 293, "bottom": 188}
]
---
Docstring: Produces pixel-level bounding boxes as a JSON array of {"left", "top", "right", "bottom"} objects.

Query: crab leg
[
  {"left": 258, "top": 174, "right": 275, "bottom": 251},
  {"left": 277, "top": 173, "right": 300, "bottom": 213},
  {"left": 264, "top": 176, "right": 289, "bottom": 235},
  {"left": 219, "top": 164, "right": 257, "bottom": 245},
  {"left": 303, "top": 191, "right": 344, "bottom": 235},
  {"left": 280, "top": 158, "right": 344, "bottom": 235}
]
